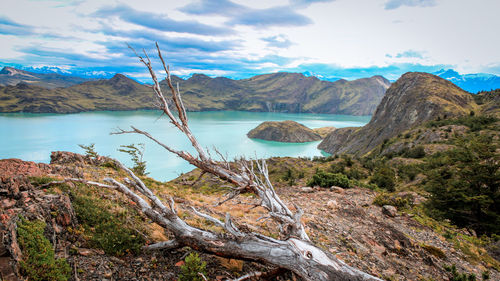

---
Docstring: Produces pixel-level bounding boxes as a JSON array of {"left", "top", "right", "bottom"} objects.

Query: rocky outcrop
[
  {"left": 318, "top": 72, "right": 478, "bottom": 155},
  {"left": 247, "top": 120, "right": 322, "bottom": 142}
]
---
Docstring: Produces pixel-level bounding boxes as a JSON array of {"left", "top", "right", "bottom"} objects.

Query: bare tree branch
[{"left": 78, "top": 43, "right": 383, "bottom": 281}]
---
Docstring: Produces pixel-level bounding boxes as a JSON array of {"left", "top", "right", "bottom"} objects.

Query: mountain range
[
  {"left": 0, "top": 67, "right": 390, "bottom": 115},
  {"left": 0, "top": 66, "right": 89, "bottom": 89},
  {"left": 434, "top": 69, "right": 500, "bottom": 93}
]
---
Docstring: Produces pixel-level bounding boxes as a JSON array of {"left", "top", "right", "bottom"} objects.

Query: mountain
[
  {"left": 318, "top": 72, "right": 478, "bottom": 155},
  {"left": 0, "top": 74, "right": 153, "bottom": 113},
  {"left": 0, "top": 71, "right": 390, "bottom": 115},
  {"left": 163, "top": 72, "right": 391, "bottom": 115},
  {"left": 247, "top": 120, "right": 322, "bottom": 143},
  {"left": 434, "top": 69, "right": 500, "bottom": 93},
  {"left": 0, "top": 66, "right": 89, "bottom": 89}
]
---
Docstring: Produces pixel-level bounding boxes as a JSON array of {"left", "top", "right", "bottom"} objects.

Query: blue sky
[{"left": 1, "top": 0, "right": 499, "bottom": 82}]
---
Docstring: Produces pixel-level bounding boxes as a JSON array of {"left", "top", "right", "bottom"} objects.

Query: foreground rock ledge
[{"left": 247, "top": 120, "right": 322, "bottom": 143}]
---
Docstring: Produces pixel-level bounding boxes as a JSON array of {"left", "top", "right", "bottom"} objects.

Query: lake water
[{"left": 0, "top": 111, "right": 370, "bottom": 181}]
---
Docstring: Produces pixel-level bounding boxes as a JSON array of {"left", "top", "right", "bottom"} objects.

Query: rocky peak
[
  {"left": 0, "top": 66, "right": 16, "bottom": 75},
  {"left": 318, "top": 72, "right": 478, "bottom": 155},
  {"left": 109, "top": 73, "right": 133, "bottom": 84}
]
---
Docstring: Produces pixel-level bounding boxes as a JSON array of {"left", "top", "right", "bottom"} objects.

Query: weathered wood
[{"left": 93, "top": 44, "right": 383, "bottom": 281}]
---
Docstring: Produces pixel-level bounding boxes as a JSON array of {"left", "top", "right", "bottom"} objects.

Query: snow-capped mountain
[{"left": 434, "top": 69, "right": 500, "bottom": 93}]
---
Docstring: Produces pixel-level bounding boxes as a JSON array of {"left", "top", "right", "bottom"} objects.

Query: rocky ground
[{"left": 1, "top": 152, "right": 499, "bottom": 280}]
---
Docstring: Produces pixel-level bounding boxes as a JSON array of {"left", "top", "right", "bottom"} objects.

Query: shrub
[
  {"left": 329, "top": 162, "right": 345, "bottom": 174},
  {"left": 404, "top": 146, "right": 426, "bottom": 159},
  {"left": 373, "top": 192, "right": 413, "bottom": 208},
  {"left": 370, "top": 166, "right": 396, "bottom": 192},
  {"left": 17, "top": 217, "right": 71, "bottom": 281},
  {"left": 78, "top": 143, "right": 98, "bottom": 158},
  {"left": 282, "top": 168, "right": 296, "bottom": 185},
  {"left": 307, "top": 169, "right": 352, "bottom": 188},
  {"left": 427, "top": 115, "right": 498, "bottom": 132},
  {"left": 444, "top": 264, "right": 476, "bottom": 281},
  {"left": 72, "top": 193, "right": 145, "bottom": 256},
  {"left": 424, "top": 134, "right": 500, "bottom": 235},
  {"left": 179, "top": 252, "right": 207, "bottom": 281},
  {"left": 345, "top": 167, "right": 366, "bottom": 180},
  {"left": 398, "top": 164, "right": 421, "bottom": 181},
  {"left": 118, "top": 143, "right": 148, "bottom": 176}
]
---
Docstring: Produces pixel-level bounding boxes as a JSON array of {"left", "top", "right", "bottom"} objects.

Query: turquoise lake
[{"left": 0, "top": 111, "right": 370, "bottom": 181}]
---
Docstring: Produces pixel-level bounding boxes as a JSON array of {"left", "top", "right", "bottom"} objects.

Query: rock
[
  {"left": 247, "top": 120, "right": 322, "bottom": 143},
  {"left": 382, "top": 205, "right": 398, "bottom": 217},
  {"left": 327, "top": 200, "right": 338, "bottom": 209},
  {"left": 330, "top": 186, "right": 344, "bottom": 193},
  {"left": 300, "top": 187, "right": 314, "bottom": 193},
  {"left": 318, "top": 72, "right": 477, "bottom": 155},
  {"left": 0, "top": 199, "right": 15, "bottom": 209},
  {"left": 78, "top": 248, "right": 94, "bottom": 256}
]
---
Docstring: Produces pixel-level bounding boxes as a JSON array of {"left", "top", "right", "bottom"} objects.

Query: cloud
[
  {"left": 179, "top": 0, "right": 245, "bottom": 16},
  {"left": 228, "top": 6, "right": 312, "bottom": 27},
  {"left": 394, "top": 50, "right": 424, "bottom": 59},
  {"left": 262, "top": 35, "right": 293, "bottom": 48},
  {"left": 385, "top": 0, "right": 437, "bottom": 10},
  {"left": 0, "top": 16, "right": 33, "bottom": 36},
  {"left": 94, "top": 4, "right": 232, "bottom": 36},
  {"left": 99, "top": 26, "right": 241, "bottom": 53},
  {"left": 289, "top": 0, "right": 335, "bottom": 7},
  {"left": 180, "top": 0, "right": 313, "bottom": 28}
]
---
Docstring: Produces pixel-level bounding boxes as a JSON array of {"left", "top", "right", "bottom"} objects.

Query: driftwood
[{"left": 80, "top": 43, "right": 382, "bottom": 281}]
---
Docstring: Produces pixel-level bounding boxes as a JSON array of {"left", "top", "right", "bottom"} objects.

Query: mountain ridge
[
  {"left": 318, "top": 72, "right": 479, "bottom": 155},
  {"left": 0, "top": 68, "right": 390, "bottom": 115},
  {"left": 434, "top": 68, "right": 500, "bottom": 93},
  {"left": 0, "top": 66, "right": 90, "bottom": 89}
]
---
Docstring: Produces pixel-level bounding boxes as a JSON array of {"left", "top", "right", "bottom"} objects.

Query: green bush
[
  {"left": 118, "top": 143, "right": 148, "bottom": 176},
  {"left": 373, "top": 192, "right": 413, "bottom": 208},
  {"left": 424, "top": 134, "right": 500, "bottom": 235},
  {"left": 78, "top": 143, "right": 98, "bottom": 158},
  {"left": 370, "top": 166, "right": 396, "bottom": 192},
  {"left": 345, "top": 167, "right": 366, "bottom": 180},
  {"left": 427, "top": 115, "right": 498, "bottom": 132},
  {"left": 17, "top": 217, "right": 71, "bottom": 281},
  {"left": 398, "top": 164, "right": 421, "bottom": 181},
  {"left": 444, "top": 264, "right": 476, "bottom": 281},
  {"left": 404, "top": 146, "right": 426, "bottom": 159},
  {"left": 179, "top": 252, "right": 207, "bottom": 281},
  {"left": 307, "top": 169, "right": 352, "bottom": 188},
  {"left": 72, "top": 193, "right": 145, "bottom": 256}
]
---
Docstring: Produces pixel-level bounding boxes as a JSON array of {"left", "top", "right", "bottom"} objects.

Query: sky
[{"left": 1, "top": 0, "right": 499, "bottom": 82}]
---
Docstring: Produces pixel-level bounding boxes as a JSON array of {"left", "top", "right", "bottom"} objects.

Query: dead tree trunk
[{"left": 91, "top": 43, "right": 382, "bottom": 281}]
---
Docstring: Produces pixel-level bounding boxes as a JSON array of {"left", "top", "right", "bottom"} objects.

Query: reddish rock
[{"left": 0, "top": 158, "right": 51, "bottom": 180}]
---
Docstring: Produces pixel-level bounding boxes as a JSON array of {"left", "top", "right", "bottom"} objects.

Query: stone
[
  {"left": 327, "top": 200, "right": 338, "bottom": 209},
  {"left": 382, "top": 205, "right": 397, "bottom": 217},
  {"left": 330, "top": 186, "right": 344, "bottom": 193},
  {"left": 300, "top": 187, "right": 314, "bottom": 193},
  {"left": 0, "top": 199, "right": 15, "bottom": 209},
  {"left": 78, "top": 248, "right": 93, "bottom": 256}
]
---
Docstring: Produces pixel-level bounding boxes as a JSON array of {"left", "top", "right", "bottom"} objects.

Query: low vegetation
[
  {"left": 179, "top": 252, "right": 207, "bottom": 281},
  {"left": 17, "top": 217, "right": 71, "bottom": 281}
]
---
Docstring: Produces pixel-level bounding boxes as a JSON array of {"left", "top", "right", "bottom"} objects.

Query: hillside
[
  {"left": 0, "top": 70, "right": 389, "bottom": 115},
  {"left": 247, "top": 120, "right": 322, "bottom": 142},
  {"left": 0, "top": 67, "right": 89, "bottom": 89},
  {"left": 318, "top": 72, "right": 478, "bottom": 155},
  {"left": 1, "top": 151, "right": 498, "bottom": 281},
  {"left": 166, "top": 73, "right": 390, "bottom": 115},
  {"left": 0, "top": 74, "right": 154, "bottom": 113}
]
